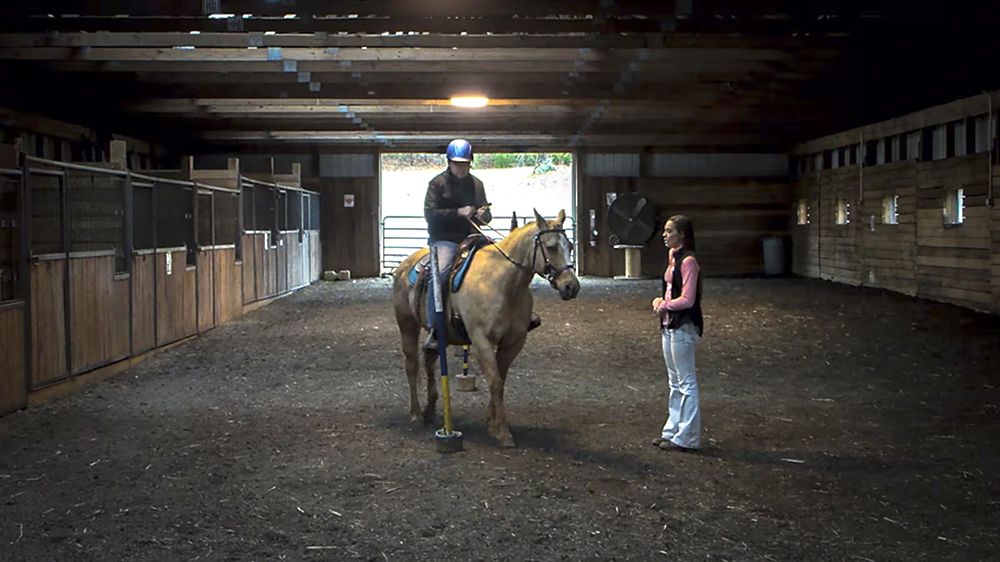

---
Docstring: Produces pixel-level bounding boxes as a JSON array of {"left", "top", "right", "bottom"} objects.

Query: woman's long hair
[{"left": 667, "top": 214, "right": 696, "bottom": 252}]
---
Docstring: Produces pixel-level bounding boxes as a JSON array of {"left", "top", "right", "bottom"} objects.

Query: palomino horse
[{"left": 392, "top": 209, "right": 580, "bottom": 447}]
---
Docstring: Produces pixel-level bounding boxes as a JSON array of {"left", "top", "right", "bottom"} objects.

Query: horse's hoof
[
  {"left": 410, "top": 414, "right": 422, "bottom": 424},
  {"left": 497, "top": 436, "right": 516, "bottom": 448},
  {"left": 422, "top": 411, "right": 436, "bottom": 425}
]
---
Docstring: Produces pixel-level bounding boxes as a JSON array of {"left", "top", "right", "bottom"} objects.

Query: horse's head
[{"left": 531, "top": 209, "right": 580, "bottom": 300}]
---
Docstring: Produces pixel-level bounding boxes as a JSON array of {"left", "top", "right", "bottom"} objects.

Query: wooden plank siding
[
  {"left": 69, "top": 256, "right": 129, "bottom": 375},
  {"left": 992, "top": 202, "right": 1000, "bottom": 315},
  {"left": 155, "top": 250, "right": 197, "bottom": 345},
  {"left": 790, "top": 151, "right": 998, "bottom": 314},
  {"left": 30, "top": 259, "right": 66, "bottom": 388},
  {"left": 197, "top": 250, "right": 215, "bottom": 333},
  {"left": 309, "top": 231, "right": 322, "bottom": 282},
  {"left": 241, "top": 233, "right": 258, "bottom": 304},
  {"left": 276, "top": 235, "right": 288, "bottom": 294},
  {"left": 287, "top": 232, "right": 305, "bottom": 289},
  {"left": 214, "top": 248, "right": 242, "bottom": 323},
  {"left": 576, "top": 176, "right": 632, "bottom": 277},
  {"left": 131, "top": 253, "right": 156, "bottom": 354},
  {"left": 577, "top": 175, "right": 793, "bottom": 277},
  {"left": 791, "top": 176, "right": 821, "bottom": 278},
  {"left": 0, "top": 303, "right": 26, "bottom": 415},
  {"left": 313, "top": 177, "right": 380, "bottom": 279},
  {"left": 260, "top": 242, "right": 275, "bottom": 298}
]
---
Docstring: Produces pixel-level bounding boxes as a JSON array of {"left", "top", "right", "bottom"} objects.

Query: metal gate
[{"left": 380, "top": 214, "right": 575, "bottom": 275}]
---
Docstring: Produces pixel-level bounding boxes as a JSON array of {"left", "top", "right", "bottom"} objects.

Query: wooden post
[
  {"left": 109, "top": 140, "right": 127, "bottom": 170},
  {"left": 182, "top": 156, "right": 195, "bottom": 181}
]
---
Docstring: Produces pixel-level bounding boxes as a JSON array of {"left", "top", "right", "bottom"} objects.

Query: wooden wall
[
  {"left": 577, "top": 175, "right": 792, "bottom": 277},
  {"left": 155, "top": 250, "right": 197, "bottom": 345},
  {"left": 4, "top": 152, "right": 323, "bottom": 414},
  {"left": 131, "top": 253, "right": 156, "bottom": 355},
  {"left": 241, "top": 232, "right": 310, "bottom": 304},
  {"left": 214, "top": 248, "right": 242, "bottom": 323},
  {"left": 69, "top": 255, "right": 129, "bottom": 374},
  {"left": 994, "top": 204, "right": 1000, "bottom": 314},
  {"left": 241, "top": 233, "right": 258, "bottom": 304},
  {"left": 792, "top": 154, "right": 998, "bottom": 313},
  {"left": 30, "top": 259, "right": 66, "bottom": 388},
  {"left": 286, "top": 232, "right": 303, "bottom": 289},
  {"left": 197, "top": 250, "right": 215, "bottom": 333},
  {"left": 0, "top": 303, "right": 26, "bottom": 415},
  {"left": 309, "top": 231, "right": 322, "bottom": 282},
  {"left": 276, "top": 234, "right": 288, "bottom": 294},
  {"left": 314, "top": 177, "right": 380, "bottom": 278}
]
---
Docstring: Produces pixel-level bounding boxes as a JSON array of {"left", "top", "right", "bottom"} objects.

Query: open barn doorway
[{"left": 379, "top": 152, "right": 575, "bottom": 275}]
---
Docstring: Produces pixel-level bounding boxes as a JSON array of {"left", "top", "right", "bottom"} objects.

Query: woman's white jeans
[{"left": 660, "top": 322, "right": 701, "bottom": 449}]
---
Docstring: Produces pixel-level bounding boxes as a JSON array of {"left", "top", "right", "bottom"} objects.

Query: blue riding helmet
[{"left": 446, "top": 139, "right": 473, "bottom": 162}]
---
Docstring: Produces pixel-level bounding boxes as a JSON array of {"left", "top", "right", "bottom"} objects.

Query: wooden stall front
[
  {"left": 791, "top": 92, "right": 1000, "bottom": 314},
  {"left": 0, "top": 302, "right": 26, "bottom": 415},
  {"left": 69, "top": 253, "right": 129, "bottom": 375},
  {"left": 1, "top": 149, "right": 322, "bottom": 416},
  {"left": 30, "top": 257, "right": 67, "bottom": 388}
]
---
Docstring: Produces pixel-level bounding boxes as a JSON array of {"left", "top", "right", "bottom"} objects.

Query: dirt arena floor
[{"left": 1, "top": 275, "right": 998, "bottom": 561}]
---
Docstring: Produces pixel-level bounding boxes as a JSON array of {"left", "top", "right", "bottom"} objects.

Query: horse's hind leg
[
  {"left": 422, "top": 348, "right": 439, "bottom": 423},
  {"left": 396, "top": 310, "right": 423, "bottom": 423}
]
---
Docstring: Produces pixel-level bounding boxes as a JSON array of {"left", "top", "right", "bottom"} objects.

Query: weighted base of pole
[
  {"left": 435, "top": 429, "right": 464, "bottom": 453},
  {"left": 454, "top": 374, "right": 477, "bottom": 392}
]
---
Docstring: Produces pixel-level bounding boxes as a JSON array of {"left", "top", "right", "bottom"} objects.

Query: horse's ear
[
  {"left": 533, "top": 208, "right": 547, "bottom": 229},
  {"left": 556, "top": 209, "right": 566, "bottom": 226}
]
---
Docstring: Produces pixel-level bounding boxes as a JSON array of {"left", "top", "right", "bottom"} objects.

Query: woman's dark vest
[{"left": 661, "top": 248, "right": 703, "bottom": 336}]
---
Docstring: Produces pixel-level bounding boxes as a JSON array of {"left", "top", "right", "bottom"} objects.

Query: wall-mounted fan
[{"left": 606, "top": 192, "right": 657, "bottom": 279}]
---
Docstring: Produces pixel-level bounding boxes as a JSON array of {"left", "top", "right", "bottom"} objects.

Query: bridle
[{"left": 470, "top": 220, "right": 575, "bottom": 285}]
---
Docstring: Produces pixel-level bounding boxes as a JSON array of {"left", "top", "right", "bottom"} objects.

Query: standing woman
[{"left": 651, "top": 215, "right": 703, "bottom": 452}]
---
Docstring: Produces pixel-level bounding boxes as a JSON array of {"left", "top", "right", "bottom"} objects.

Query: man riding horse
[{"left": 422, "top": 139, "right": 540, "bottom": 352}]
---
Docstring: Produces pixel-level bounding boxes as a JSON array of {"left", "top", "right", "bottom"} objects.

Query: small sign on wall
[
  {"left": 166, "top": 252, "right": 172, "bottom": 275},
  {"left": 344, "top": 194, "right": 355, "bottom": 208}
]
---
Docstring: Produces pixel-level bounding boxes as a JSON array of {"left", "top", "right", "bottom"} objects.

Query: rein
[{"left": 469, "top": 219, "right": 574, "bottom": 284}]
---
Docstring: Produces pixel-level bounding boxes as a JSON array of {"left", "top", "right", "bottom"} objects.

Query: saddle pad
[
  {"left": 407, "top": 254, "right": 430, "bottom": 286},
  {"left": 451, "top": 244, "right": 479, "bottom": 293},
  {"left": 405, "top": 245, "right": 480, "bottom": 294}
]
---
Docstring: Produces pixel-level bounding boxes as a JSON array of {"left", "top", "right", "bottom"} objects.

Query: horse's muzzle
[{"left": 555, "top": 272, "right": 581, "bottom": 300}]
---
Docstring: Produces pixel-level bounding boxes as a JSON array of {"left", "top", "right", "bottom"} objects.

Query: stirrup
[{"left": 422, "top": 331, "right": 439, "bottom": 353}]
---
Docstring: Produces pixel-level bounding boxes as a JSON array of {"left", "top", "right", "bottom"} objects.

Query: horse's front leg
[{"left": 471, "top": 334, "right": 515, "bottom": 447}]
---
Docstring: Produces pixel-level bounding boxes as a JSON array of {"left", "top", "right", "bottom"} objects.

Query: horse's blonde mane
[{"left": 494, "top": 217, "right": 548, "bottom": 265}]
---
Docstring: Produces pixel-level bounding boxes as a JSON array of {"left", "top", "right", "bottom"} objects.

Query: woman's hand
[{"left": 652, "top": 297, "right": 664, "bottom": 313}]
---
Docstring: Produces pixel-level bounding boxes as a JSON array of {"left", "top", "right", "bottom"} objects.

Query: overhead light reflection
[{"left": 450, "top": 96, "right": 489, "bottom": 108}]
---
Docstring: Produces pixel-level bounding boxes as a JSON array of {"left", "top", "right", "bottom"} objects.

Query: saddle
[{"left": 407, "top": 234, "right": 491, "bottom": 345}]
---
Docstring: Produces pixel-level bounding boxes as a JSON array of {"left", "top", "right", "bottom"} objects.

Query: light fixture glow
[{"left": 450, "top": 96, "right": 489, "bottom": 108}]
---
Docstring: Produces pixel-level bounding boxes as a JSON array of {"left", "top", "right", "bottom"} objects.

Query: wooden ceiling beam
[
  {"left": 32, "top": 59, "right": 809, "bottom": 80},
  {"left": 0, "top": 16, "right": 672, "bottom": 35},
  {"left": 0, "top": 46, "right": 810, "bottom": 63},
  {"left": 13, "top": 0, "right": 673, "bottom": 19},
  {"left": 196, "top": 130, "right": 770, "bottom": 147},
  {"left": 0, "top": 32, "right": 814, "bottom": 50}
]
